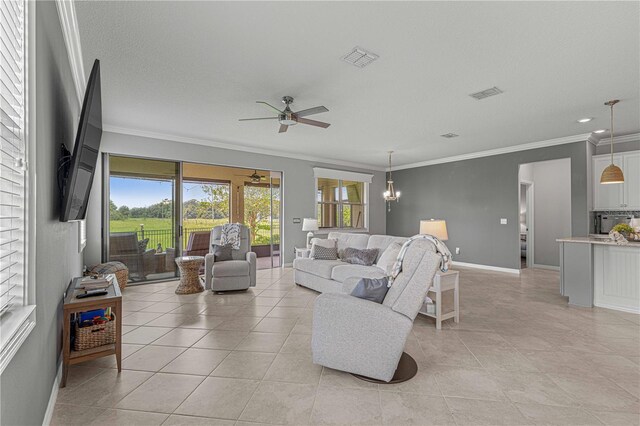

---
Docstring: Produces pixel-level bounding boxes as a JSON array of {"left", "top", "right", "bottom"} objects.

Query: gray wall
[
  {"left": 0, "top": 3, "right": 83, "bottom": 425},
  {"left": 530, "top": 159, "right": 572, "bottom": 267},
  {"left": 84, "top": 132, "right": 387, "bottom": 267},
  {"left": 386, "top": 141, "right": 590, "bottom": 270}
]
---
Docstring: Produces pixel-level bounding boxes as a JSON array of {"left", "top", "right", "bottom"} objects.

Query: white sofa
[{"left": 293, "top": 232, "right": 408, "bottom": 293}]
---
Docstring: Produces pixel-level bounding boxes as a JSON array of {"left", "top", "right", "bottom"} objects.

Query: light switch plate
[{"left": 500, "top": 218, "right": 508, "bottom": 225}]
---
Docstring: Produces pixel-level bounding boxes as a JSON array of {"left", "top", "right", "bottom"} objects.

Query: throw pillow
[
  {"left": 376, "top": 242, "right": 403, "bottom": 274},
  {"left": 350, "top": 277, "right": 390, "bottom": 303},
  {"left": 310, "top": 238, "right": 337, "bottom": 258},
  {"left": 311, "top": 244, "right": 338, "bottom": 260},
  {"left": 213, "top": 243, "right": 233, "bottom": 261},
  {"left": 342, "top": 247, "right": 379, "bottom": 266},
  {"left": 137, "top": 238, "right": 149, "bottom": 253}
]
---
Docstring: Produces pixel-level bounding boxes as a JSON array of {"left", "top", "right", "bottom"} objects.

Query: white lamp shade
[
  {"left": 302, "top": 218, "right": 319, "bottom": 232},
  {"left": 630, "top": 218, "right": 640, "bottom": 230},
  {"left": 420, "top": 219, "right": 448, "bottom": 241}
]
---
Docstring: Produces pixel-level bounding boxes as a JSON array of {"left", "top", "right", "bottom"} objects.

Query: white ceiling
[{"left": 74, "top": 1, "right": 640, "bottom": 169}]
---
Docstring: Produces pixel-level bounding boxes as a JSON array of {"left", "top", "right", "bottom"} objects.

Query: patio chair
[
  {"left": 184, "top": 231, "right": 211, "bottom": 257},
  {"left": 109, "top": 232, "right": 156, "bottom": 280}
]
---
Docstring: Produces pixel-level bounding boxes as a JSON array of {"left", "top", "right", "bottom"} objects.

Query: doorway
[
  {"left": 519, "top": 181, "right": 534, "bottom": 269},
  {"left": 104, "top": 155, "right": 283, "bottom": 284}
]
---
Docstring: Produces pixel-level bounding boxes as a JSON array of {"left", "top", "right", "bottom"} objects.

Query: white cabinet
[{"left": 593, "top": 151, "right": 639, "bottom": 210}]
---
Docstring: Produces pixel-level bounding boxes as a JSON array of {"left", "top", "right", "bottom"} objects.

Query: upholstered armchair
[
  {"left": 311, "top": 238, "right": 441, "bottom": 382},
  {"left": 109, "top": 232, "right": 156, "bottom": 280},
  {"left": 204, "top": 225, "right": 256, "bottom": 292}
]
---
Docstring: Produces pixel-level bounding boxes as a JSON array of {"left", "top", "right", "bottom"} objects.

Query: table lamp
[
  {"left": 419, "top": 219, "right": 448, "bottom": 241},
  {"left": 302, "top": 218, "right": 319, "bottom": 249}
]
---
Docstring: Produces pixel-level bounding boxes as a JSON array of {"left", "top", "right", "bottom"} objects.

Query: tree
[
  {"left": 243, "top": 185, "right": 271, "bottom": 244},
  {"left": 200, "top": 184, "right": 230, "bottom": 220},
  {"left": 117, "top": 205, "right": 130, "bottom": 219},
  {"left": 110, "top": 200, "right": 123, "bottom": 220}
]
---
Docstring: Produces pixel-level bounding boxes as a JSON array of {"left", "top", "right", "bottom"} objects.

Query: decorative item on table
[
  {"left": 609, "top": 230, "right": 629, "bottom": 245},
  {"left": 423, "top": 296, "right": 436, "bottom": 315},
  {"left": 611, "top": 223, "right": 634, "bottom": 239},
  {"left": 302, "top": 218, "right": 319, "bottom": 249},
  {"left": 629, "top": 218, "right": 640, "bottom": 240}
]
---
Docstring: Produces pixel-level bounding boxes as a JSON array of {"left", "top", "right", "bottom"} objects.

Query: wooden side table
[
  {"left": 295, "top": 247, "right": 311, "bottom": 259},
  {"left": 175, "top": 256, "right": 205, "bottom": 294},
  {"left": 419, "top": 269, "right": 460, "bottom": 330},
  {"left": 62, "top": 274, "right": 122, "bottom": 387}
]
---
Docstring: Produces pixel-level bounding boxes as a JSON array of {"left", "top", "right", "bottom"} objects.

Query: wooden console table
[{"left": 62, "top": 275, "right": 122, "bottom": 387}]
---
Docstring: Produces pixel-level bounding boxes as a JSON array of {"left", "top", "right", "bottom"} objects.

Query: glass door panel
[
  {"left": 107, "top": 156, "right": 180, "bottom": 283},
  {"left": 270, "top": 172, "right": 282, "bottom": 268},
  {"left": 182, "top": 180, "right": 230, "bottom": 256}
]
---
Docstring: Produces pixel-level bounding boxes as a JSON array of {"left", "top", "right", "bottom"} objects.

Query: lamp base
[
  {"left": 351, "top": 352, "right": 418, "bottom": 384},
  {"left": 306, "top": 232, "right": 315, "bottom": 249}
]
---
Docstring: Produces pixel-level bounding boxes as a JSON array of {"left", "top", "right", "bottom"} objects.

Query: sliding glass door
[
  {"left": 105, "top": 156, "right": 180, "bottom": 283},
  {"left": 105, "top": 156, "right": 283, "bottom": 283}
]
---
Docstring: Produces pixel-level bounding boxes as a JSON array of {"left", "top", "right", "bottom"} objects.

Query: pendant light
[
  {"left": 383, "top": 151, "right": 400, "bottom": 211},
  {"left": 600, "top": 99, "right": 624, "bottom": 184}
]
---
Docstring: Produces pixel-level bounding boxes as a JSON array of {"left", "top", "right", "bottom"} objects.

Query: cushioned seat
[
  {"left": 292, "top": 258, "right": 343, "bottom": 279},
  {"left": 330, "top": 264, "right": 386, "bottom": 283},
  {"left": 212, "top": 260, "right": 249, "bottom": 277}
]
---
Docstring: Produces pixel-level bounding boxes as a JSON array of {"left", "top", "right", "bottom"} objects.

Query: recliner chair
[
  {"left": 204, "top": 225, "right": 256, "bottom": 292},
  {"left": 311, "top": 238, "right": 441, "bottom": 382}
]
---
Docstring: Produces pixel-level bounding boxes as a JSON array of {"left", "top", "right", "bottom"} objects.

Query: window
[
  {"left": 1, "top": 0, "right": 35, "bottom": 373},
  {"left": 313, "top": 168, "right": 371, "bottom": 230}
]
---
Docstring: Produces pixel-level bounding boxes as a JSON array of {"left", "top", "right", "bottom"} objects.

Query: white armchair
[{"left": 204, "top": 225, "right": 256, "bottom": 292}]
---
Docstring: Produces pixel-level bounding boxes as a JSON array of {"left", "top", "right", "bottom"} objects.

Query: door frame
[{"left": 519, "top": 180, "right": 535, "bottom": 269}]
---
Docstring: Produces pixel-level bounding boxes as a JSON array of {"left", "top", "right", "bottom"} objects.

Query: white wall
[
  {"left": 531, "top": 158, "right": 572, "bottom": 267},
  {"left": 84, "top": 132, "right": 387, "bottom": 267}
]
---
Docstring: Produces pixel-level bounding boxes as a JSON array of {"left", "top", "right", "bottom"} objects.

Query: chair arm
[
  {"left": 312, "top": 293, "right": 413, "bottom": 381},
  {"left": 246, "top": 251, "right": 257, "bottom": 287},
  {"left": 204, "top": 253, "right": 215, "bottom": 290}
]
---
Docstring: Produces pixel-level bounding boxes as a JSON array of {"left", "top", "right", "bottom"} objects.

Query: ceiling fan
[
  {"left": 235, "top": 169, "right": 267, "bottom": 183},
  {"left": 239, "top": 96, "right": 330, "bottom": 133}
]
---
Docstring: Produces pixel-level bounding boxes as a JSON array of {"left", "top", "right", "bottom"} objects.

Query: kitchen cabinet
[{"left": 593, "top": 151, "right": 640, "bottom": 210}]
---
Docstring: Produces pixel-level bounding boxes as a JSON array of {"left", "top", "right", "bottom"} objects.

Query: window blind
[{"left": 0, "top": 0, "right": 26, "bottom": 314}]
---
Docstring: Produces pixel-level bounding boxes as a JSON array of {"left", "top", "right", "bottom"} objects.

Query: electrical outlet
[
  {"left": 500, "top": 218, "right": 508, "bottom": 225},
  {"left": 455, "top": 247, "right": 460, "bottom": 255}
]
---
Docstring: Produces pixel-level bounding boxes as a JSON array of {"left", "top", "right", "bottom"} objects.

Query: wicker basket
[
  {"left": 113, "top": 269, "right": 128, "bottom": 291},
  {"left": 74, "top": 314, "right": 116, "bottom": 351}
]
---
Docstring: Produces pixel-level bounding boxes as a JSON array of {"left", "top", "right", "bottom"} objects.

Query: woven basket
[
  {"left": 114, "top": 269, "right": 128, "bottom": 291},
  {"left": 74, "top": 314, "right": 116, "bottom": 351}
]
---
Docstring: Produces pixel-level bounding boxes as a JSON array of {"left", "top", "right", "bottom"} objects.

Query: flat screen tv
[{"left": 60, "top": 59, "right": 102, "bottom": 222}]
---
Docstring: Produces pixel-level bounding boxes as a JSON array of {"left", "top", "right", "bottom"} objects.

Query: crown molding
[
  {"left": 391, "top": 133, "right": 592, "bottom": 171},
  {"left": 103, "top": 125, "right": 386, "bottom": 172},
  {"left": 55, "top": 0, "right": 86, "bottom": 106},
  {"left": 592, "top": 132, "right": 640, "bottom": 146}
]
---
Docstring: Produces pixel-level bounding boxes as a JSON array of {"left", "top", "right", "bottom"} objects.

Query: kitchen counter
[
  {"left": 557, "top": 238, "right": 639, "bottom": 313},
  {"left": 556, "top": 236, "right": 640, "bottom": 246}
]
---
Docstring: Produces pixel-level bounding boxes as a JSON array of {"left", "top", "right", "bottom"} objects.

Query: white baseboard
[
  {"left": 594, "top": 302, "right": 640, "bottom": 315},
  {"left": 283, "top": 262, "right": 293, "bottom": 268},
  {"left": 42, "top": 359, "right": 62, "bottom": 426},
  {"left": 452, "top": 261, "right": 520, "bottom": 275},
  {"left": 532, "top": 263, "right": 560, "bottom": 271}
]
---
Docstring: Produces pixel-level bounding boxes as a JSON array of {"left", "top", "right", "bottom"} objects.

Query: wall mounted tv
[{"left": 60, "top": 59, "right": 102, "bottom": 222}]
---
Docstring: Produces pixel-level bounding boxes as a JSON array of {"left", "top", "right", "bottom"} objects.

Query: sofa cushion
[
  {"left": 330, "top": 264, "right": 386, "bottom": 283},
  {"left": 367, "top": 235, "right": 408, "bottom": 262},
  {"left": 327, "top": 232, "right": 369, "bottom": 257},
  {"left": 350, "top": 277, "right": 390, "bottom": 304},
  {"left": 293, "top": 258, "right": 343, "bottom": 279},
  {"left": 212, "top": 260, "right": 249, "bottom": 277},
  {"left": 342, "top": 247, "right": 379, "bottom": 266},
  {"left": 376, "top": 242, "right": 403, "bottom": 275}
]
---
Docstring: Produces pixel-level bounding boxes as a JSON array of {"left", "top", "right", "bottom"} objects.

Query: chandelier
[{"left": 383, "top": 151, "right": 400, "bottom": 211}]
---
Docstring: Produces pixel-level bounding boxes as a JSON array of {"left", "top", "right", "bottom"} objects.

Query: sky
[{"left": 110, "top": 177, "right": 211, "bottom": 208}]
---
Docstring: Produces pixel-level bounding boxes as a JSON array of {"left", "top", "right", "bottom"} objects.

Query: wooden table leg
[
  {"left": 454, "top": 276, "right": 460, "bottom": 323},
  {"left": 115, "top": 301, "right": 122, "bottom": 372},
  {"left": 61, "top": 309, "right": 70, "bottom": 387}
]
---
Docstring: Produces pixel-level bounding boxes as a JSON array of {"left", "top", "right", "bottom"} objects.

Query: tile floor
[{"left": 52, "top": 267, "right": 640, "bottom": 425}]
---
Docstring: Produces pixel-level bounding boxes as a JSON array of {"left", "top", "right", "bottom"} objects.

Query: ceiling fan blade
[
  {"left": 239, "top": 117, "right": 278, "bottom": 121},
  {"left": 279, "top": 124, "right": 288, "bottom": 133},
  {"left": 297, "top": 117, "right": 330, "bottom": 128},
  {"left": 256, "top": 101, "right": 283, "bottom": 114},
  {"left": 294, "top": 106, "right": 328, "bottom": 118}
]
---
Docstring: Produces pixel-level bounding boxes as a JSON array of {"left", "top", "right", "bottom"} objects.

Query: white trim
[
  {"left": 593, "top": 302, "right": 640, "bottom": 315},
  {"left": 55, "top": 0, "right": 85, "bottom": 105},
  {"left": 392, "top": 133, "right": 592, "bottom": 171},
  {"left": 42, "top": 360, "right": 63, "bottom": 426},
  {"left": 283, "top": 262, "right": 293, "bottom": 268},
  {"left": 532, "top": 264, "right": 561, "bottom": 271},
  {"left": 452, "top": 261, "right": 520, "bottom": 275},
  {"left": 0, "top": 306, "right": 36, "bottom": 374},
  {"left": 593, "top": 132, "right": 640, "bottom": 146},
  {"left": 104, "top": 125, "right": 385, "bottom": 171},
  {"left": 312, "top": 167, "right": 373, "bottom": 183}
]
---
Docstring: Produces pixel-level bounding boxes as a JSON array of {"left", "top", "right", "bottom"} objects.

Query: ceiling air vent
[
  {"left": 469, "top": 86, "right": 503, "bottom": 100},
  {"left": 342, "top": 46, "right": 379, "bottom": 68},
  {"left": 441, "top": 133, "right": 459, "bottom": 138}
]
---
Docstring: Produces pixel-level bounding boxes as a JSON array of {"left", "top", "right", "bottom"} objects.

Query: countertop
[{"left": 556, "top": 236, "right": 640, "bottom": 247}]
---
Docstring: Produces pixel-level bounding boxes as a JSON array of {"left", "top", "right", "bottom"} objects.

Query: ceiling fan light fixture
[{"left": 279, "top": 113, "right": 297, "bottom": 126}]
